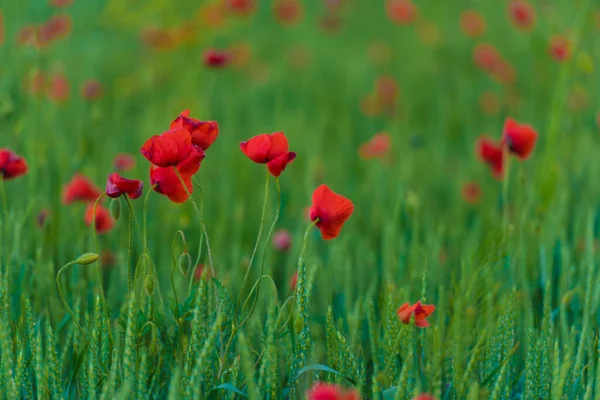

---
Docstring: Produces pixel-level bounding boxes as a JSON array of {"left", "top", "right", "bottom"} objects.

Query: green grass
[{"left": 2, "top": 0, "right": 600, "bottom": 398}]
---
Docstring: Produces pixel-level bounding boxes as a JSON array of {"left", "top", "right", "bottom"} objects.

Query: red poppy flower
[
  {"left": 274, "top": 0, "right": 303, "bottom": 26},
  {"left": 62, "top": 173, "right": 102, "bottom": 204},
  {"left": 81, "top": 80, "right": 103, "bottom": 101},
  {"left": 48, "top": 73, "right": 70, "bottom": 103},
  {"left": 359, "top": 133, "right": 391, "bottom": 160},
  {"left": 462, "top": 182, "right": 482, "bottom": 204},
  {"left": 0, "top": 149, "right": 28, "bottom": 180},
  {"left": 460, "top": 10, "right": 486, "bottom": 38},
  {"left": 170, "top": 110, "right": 219, "bottom": 151},
  {"left": 412, "top": 395, "right": 436, "bottom": 400},
  {"left": 84, "top": 203, "right": 115, "bottom": 234},
  {"left": 38, "top": 13, "right": 72, "bottom": 47},
  {"left": 203, "top": 49, "right": 232, "bottom": 68},
  {"left": 17, "top": 25, "right": 39, "bottom": 47},
  {"left": 224, "top": 0, "right": 256, "bottom": 15},
  {"left": 397, "top": 301, "right": 435, "bottom": 328},
  {"left": 502, "top": 117, "right": 538, "bottom": 160},
  {"left": 150, "top": 151, "right": 202, "bottom": 203},
  {"left": 473, "top": 43, "right": 500, "bottom": 72},
  {"left": 309, "top": 185, "right": 354, "bottom": 240},
  {"left": 240, "top": 132, "right": 296, "bottom": 177},
  {"left": 141, "top": 127, "right": 203, "bottom": 168},
  {"left": 476, "top": 137, "right": 505, "bottom": 179},
  {"left": 289, "top": 271, "right": 298, "bottom": 290},
  {"left": 386, "top": 0, "right": 418, "bottom": 25},
  {"left": 548, "top": 35, "right": 571, "bottom": 62},
  {"left": 113, "top": 153, "right": 135, "bottom": 171},
  {"left": 273, "top": 229, "right": 292, "bottom": 252},
  {"left": 306, "top": 382, "right": 360, "bottom": 400},
  {"left": 508, "top": 0, "right": 535, "bottom": 30},
  {"left": 105, "top": 173, "right": 143, "bottom": 199}
]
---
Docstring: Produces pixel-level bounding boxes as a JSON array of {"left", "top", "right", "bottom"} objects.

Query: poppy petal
[
  {"left": 240, "top": 134, "right": 272, "bottom": 163},
  {"left": 309, "top": 184, "right": 355, "bottom": 240},
  {"left": 267, "top": 151, "right": 296, "bottom": 177},
  {"left": 266, "top": 131, "right": 289, "bottom": 160}
]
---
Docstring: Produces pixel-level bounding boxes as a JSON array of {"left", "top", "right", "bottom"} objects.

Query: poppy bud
[
  {"left": 110, "top": 198, "right": 121, "bottom": 220},
  {"left": 178, "top": 252, "right": 192, "bottom": 276},
  {"left": 75, "top": 252, "right": 99, "bottom": 265},
  {"left": 144, "top": 274, "right": 155, "bottom": 296}
]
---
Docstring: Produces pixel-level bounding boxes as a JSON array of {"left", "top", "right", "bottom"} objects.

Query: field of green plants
[{"left": 1, "top": 0, "right": 600, "bottom": 399}]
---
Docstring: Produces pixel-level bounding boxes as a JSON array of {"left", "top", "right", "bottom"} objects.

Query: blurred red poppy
[
  {"left": 240, "top": 132, "right": 296, "bottom": 177},
  {"left": 462, "top": 182, "right": 482, "bottom": 204},
  {"left": 412, "top": 395, "right": 436, "bottom": 400},
  {"left": 473, "top": 43, "right": 500, "bottom": 72},
  {"left": 23, "top": 70, "right": 46, "bottom": 96},
  {"left": 0, "top": 149, "right": 28, "bottom": 180},
  {"left": 85, "top": 203, "right": 115, "bottom": 234},
  {"left": 48, "top": 73, "right": 70, "bottom": 103},
  {"left": 170, "top": 110, "right": 219, "bottom": 151},
  {"left": 548, "top": 35, "right": 571, "bottom": 62},
  {"left": 386, "top": 0, "right": 418, "bottom": 25},
  {"left": 141, "top": 127, "right": 204, "bottom": 168},
  {"left": 198, "top": 3, "right": 227, "bottom": 28},
  {"left": 476, "top": 137, "right": 505, "bottom": 179},
  {"left": 39, "top": 14, "right": 72, "bottom": 47},
  {"left": 460, "top": 10, "right": 486, "bottom": 38},
  {"left": 17, "top": 25, "right": 39, "bottom": 47},
  {"left": 114, "top": 153, "right": 136, "bottom": 172},
  {"left": 274, "top": 0, "right": 303, "bottom": 26},
  {"left": 63, "top": 174, "right": 102, "bottom": 204},
  {"left": 81, "top": 80, "right": 103, "bottom": 101},
  {"left": 150, "top": 151, "right": 202, "bottom": 203},
  {"left": 397, "top": 301, "right": 435, "bottom": 328},
  {"left": 502, "top": 117, "right": 538, "bottom": 160},
  {"left": 359, "top": 133, "right": 391, "bottom": 160},
  {"left": 306, "top": 382, "right": 360, "bottom": 400},
  {"left": 203, "top": 49, "right": 232, "bottom": 68},
  {"left": 224, "top": 0, "right": 256, "bottom": 15},
  {"left": 106, "top": 173, "right": 143, "bottom": 199},
  {"left": 50, "top": 0, "right": 73, "bottom": 7},
  {"left": 508, "top": 0, "right": 535, "bottom": 30},
  {"left": 36, "top": 209, "right": 50, "bottom": 228},
  {"left": 309, "top": 185, "right": 354, "bottom": 240},
  {"left": 273, "top": 229, "right": 292, "bottom": 252},
  {"left": 289, "top": 271, "right": 298, "bottom": 291}
]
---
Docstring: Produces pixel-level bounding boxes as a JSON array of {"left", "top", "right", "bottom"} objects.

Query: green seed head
[
  {"left": 110, "top": 198, "right": 121, "bottom": 220},
  {"left": 144, "top": 274, "right": 155, "bottom": 296},
  {"left": 178, "top": 252, "right": 192, "bottom": 276}
]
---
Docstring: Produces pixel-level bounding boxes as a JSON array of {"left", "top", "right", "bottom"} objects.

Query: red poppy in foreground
[
  {"left": 62, "top": 174, "right": 102, "bottom": 204},
  {"left": 84, "top": 203, "right": 115, "bottom": 234},
  {"left": 0, "top": 149, "right": 28, "bottom": 180},
  {"left": 114, "top": 153, "right": 136, "bottom": 171},
  {"left": 141, "top": 127, "right": 203, "bottom": 167},
  {"left": 309, "top": 185, "right": 354, "bottom": 240},
  {"left": 150, "top": 152, "right": 202, "bottom": 203},
  {"left": 508, "top": 0, "right": 535, "bottom": 31},
  {"left": 359, "top": 133, "right": 391, "bottom": 159},
  {"left": 397, "top": 301, "right": 435, "bottom": 328},
  {"left": 106, "top": 173, "right": 143, "bottom": 199},
  {"left": 306, "top": 382, "right": 360, "bottom": 400},
  {"left": 502, "top": 117, "right": 538, "bottom": 160},
  {"left": 476, "top": 137, "right": 505, "bottom": 179},
  {"left": 203, "top": 49, "right": 232, "bottom": 68},
  {"left": 240, "top": 132, "right": 296, "bottom": 177},
  {"left": 170, "top": 110, "right": 219, "bottom": 151}
]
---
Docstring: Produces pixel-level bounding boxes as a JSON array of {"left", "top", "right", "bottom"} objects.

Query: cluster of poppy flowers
[{"left": 476, "top": 117, "right": 538, "bottom": 179}]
